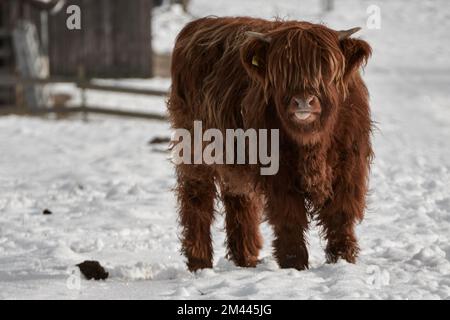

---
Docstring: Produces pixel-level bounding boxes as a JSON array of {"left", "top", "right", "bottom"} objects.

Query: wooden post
[
  {"left": 322, "top": 0, "right": 334, "bottom": 12},
  {"left": 77, "top": 64, "right": 88, "bottom": 122},
  {"left": 12, "top": 20, "right": 51, "bottom": 111}
]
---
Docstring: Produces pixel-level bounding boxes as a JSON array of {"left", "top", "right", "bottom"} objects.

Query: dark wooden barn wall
[{"left": 48, "top": 0, "right": 153, "bottom": 78}]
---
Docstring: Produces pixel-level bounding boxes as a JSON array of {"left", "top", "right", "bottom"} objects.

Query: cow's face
[{"left": 241, "top": 23, "right": 371, "bottom": 144}]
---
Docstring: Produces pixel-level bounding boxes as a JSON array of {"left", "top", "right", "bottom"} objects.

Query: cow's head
[{"left": 241, "top": 23, "right": 371, "bottom": 144}]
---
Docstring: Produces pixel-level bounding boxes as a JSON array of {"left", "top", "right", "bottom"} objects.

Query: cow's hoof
[
  {"left": 228, "top": 254, "right": 260, "bottom": 268},
  {"left": 278, "top": 253, "right": 309, "bottom": 271},
  {"left": 187, "top": 257, "right": 213, "bottom": 272},
  {"left": 279, "top": 260, "right": 309, "bottom": 271},
  {"left": 325, "top": 243, "right": 359, "bottom": 264}
]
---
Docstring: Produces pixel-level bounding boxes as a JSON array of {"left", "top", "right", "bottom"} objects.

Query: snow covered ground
[{"left": 1, "top": 0, "right": 450, "bottom": 299}]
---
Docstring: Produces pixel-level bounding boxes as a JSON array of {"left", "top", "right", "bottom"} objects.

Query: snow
[
  {"left": 1, "top": 0, "right": 450, "bottom": 299},
  {"left": 152, "top": 4, "right": 194, "bottom": 55}
]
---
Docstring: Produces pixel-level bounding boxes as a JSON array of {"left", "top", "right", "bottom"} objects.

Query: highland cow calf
[{"left": 168, "top": 17, "right": 373, "bottom": 271}]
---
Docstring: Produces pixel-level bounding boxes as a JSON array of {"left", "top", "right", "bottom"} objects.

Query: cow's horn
[
  {"left": 338, "top": 27, "right": 361, "bottom": 40},
  {"left": 246, "top": 31, "right": 271, "bottom": 43}
]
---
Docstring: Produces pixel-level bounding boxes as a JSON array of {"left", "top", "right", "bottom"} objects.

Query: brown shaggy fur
[{"left": 168, "top": 17, "right": 373, "bottom": 271}]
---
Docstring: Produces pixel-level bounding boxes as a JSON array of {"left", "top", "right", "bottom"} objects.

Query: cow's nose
[
  {"left": 305, "top": 96, "right": 315, "bottom": 108},
  {"left": 293, "top": 96, "right": 318, "bottom": 110},
  {"left": 290, "top": 95, "right": 322, "bottom": 122}
]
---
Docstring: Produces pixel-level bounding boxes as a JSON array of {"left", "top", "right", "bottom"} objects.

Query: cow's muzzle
[{"left": 289, "top": 95, "right": 321, "bottom": 122}]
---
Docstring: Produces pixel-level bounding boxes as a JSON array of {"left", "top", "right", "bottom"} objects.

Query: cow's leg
[
  {"left": 319, "top": 156, "right": 370, "bottom": 264},
  {"left": 176, "top": 164, "right": 216, "bottom": 272},
  {"left": 266, "top": 188, "right": 309, "bottom": 270},
  {"left": 222, "top": 191, "right": 263, "bottom": 267}
]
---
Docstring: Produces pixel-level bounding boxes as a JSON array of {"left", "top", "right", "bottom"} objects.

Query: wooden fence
[{"left": 0, "top": 75, "right": 168, "bottom": 120}]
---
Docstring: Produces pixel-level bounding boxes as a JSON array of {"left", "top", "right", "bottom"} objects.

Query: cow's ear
[
  {"left": 240, "top": 32, "right": 271, "bottom": 83},
  {"left": 340, "top": 38, "right": 371, "bottom": 79}
]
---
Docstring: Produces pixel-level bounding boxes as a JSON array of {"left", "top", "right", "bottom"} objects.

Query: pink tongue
[{"left": 295, "top": 111, "right": 311, "bottom": 120}]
